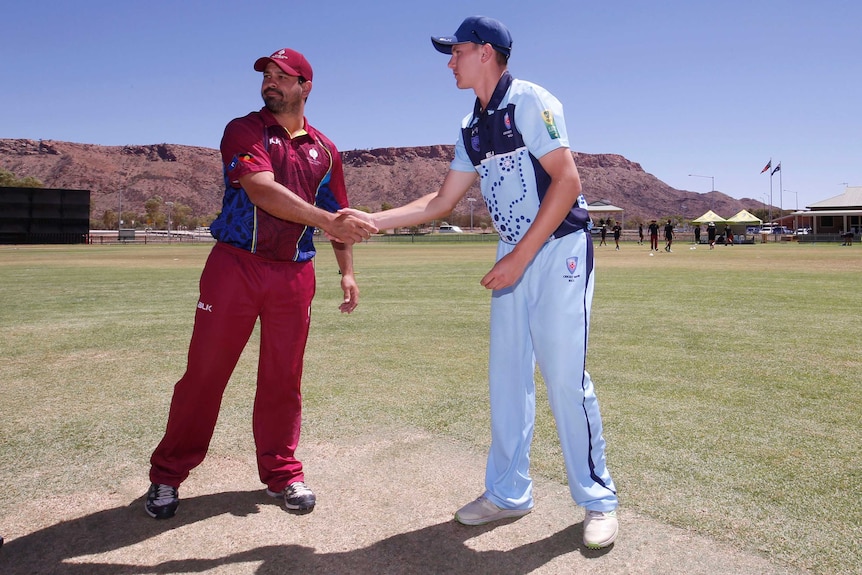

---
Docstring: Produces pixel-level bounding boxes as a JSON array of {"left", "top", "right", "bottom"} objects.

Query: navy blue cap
[{"left": 431, "top": 16, "right": 512, "bottom": 57}]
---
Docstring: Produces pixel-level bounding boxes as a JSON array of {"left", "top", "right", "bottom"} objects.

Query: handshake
[{"left": 324, "top": 208, "right": 379, "bottom": 244}]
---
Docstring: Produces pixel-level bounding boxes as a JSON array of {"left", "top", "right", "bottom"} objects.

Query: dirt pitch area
[{"left": 0, "top": 429, "right": 809, "bottom": 574}]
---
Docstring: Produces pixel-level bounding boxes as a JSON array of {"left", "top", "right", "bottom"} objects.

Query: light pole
[
  {"left": 166, "top": 201, "right": 174, "bottom": 243},
  {"left": 688, "top": 174, "right": 714, "bottom": 210},
  {"left": 467, "top": 197, "right": 476, "bottom": 231},
  {"left": 784, "top": 190, "right": 802, "bottom": 232},
  {"left": 784, "top": 190, "right": 799, "bottom": 211}
]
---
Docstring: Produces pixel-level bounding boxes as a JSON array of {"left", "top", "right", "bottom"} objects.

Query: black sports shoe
[
  {"left": 145, "top": 483, "right": 179, "bottom": 519},
  {"left": 267, "top": 481, "right": 316, "bottom": 512}
]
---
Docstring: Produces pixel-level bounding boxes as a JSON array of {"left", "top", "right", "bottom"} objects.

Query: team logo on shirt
[
  {"left": 564, "top": 256, "right": 581, "bottom": 282},
  {"left": 470, "top": 125, "right": 480, "bottom": 152},
  {"left": 543, "top": 110, "right": 560, "bottom": 139},
  {"left": 501, "top": 111, "right": 514, "bottom": 139},
  {"left": 306, "top": 147, "right": 322, "bottom": 165}
]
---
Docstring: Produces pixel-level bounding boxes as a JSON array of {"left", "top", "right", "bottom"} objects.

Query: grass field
[{"left": 0, "top": 240, "right": 859, "bottom": 574}]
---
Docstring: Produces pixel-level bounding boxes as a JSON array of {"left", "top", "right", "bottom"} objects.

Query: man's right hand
[{"left": 326, "top": 211, "right": 377, "bottom": 244}]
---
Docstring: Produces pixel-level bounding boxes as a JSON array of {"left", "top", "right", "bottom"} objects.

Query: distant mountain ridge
[{"left": 0, "top": 138, "right": 760, "bottom": 225}]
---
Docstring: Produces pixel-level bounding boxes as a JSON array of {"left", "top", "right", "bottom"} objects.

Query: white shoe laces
[
  {"left": 288, "top": 482, "right": 313, "bottom": 497},
  {"left": 586, "top": 509, "right": 617, "bottom": 520},
  {"left": 152, "top": 484, "right": 177, "bottom": 505}
]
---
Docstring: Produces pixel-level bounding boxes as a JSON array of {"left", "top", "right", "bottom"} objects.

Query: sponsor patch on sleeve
[{"left": 542, "top": 110, "right": 560, "bottom": 139}]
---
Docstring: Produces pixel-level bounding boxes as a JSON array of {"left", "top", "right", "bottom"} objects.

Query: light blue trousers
[{"left": 484, "top": 230, "right": 618, "bottom": 512}]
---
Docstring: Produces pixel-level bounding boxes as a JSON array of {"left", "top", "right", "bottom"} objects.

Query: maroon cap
[{"left": 254, "top": 48, "right": 313, "bottom": 82}]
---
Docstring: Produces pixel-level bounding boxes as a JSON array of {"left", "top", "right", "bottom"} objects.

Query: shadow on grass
[{"left": 0, "top": 490, "right": 605, "bottom": 574}]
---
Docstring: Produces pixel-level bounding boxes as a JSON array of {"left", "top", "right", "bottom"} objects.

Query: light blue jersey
[
  {"left": 454, "top": 72, "right": 617, "bottom": 512},
  {"left": 451, "top": 73, "right": 592, "bottom": 244}
]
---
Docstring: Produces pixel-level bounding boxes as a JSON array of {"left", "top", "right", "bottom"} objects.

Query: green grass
[{"left": 0, "top": 241, "right": 860, "bottom": 574}]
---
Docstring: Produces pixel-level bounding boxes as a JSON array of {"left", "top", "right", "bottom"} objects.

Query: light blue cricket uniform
[{"left": 450, "top": 72, "right": 618, "bottom": 513}]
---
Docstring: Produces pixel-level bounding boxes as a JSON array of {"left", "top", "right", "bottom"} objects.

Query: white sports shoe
[
  {"left": 266, "top": 481, "right": 316, "bottom": 512},
  {"left": 583, "top": 508, "right": 618, "bottom": 549},
  {"left": 455, "top": 495, "right": 532, "bottom": 526}
]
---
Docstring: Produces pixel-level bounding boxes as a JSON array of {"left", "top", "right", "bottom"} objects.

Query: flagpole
[
  {"left": 761, "top": 158, "right": 773, "bottom": 224},
  {"left": 769, "top": 172, "right": 773, "bottom": 224}
]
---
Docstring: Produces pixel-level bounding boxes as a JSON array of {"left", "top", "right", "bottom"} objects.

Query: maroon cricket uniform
[{"left": 149, "top": 108, "right": 348, "bottom": 492}]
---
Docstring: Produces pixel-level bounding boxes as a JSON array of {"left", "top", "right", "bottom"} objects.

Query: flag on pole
[
  {"left": 760, "top": 160, "right": 772, "bottom": 174},
  {"left": 771, "top": 162, "right": 781, "bottom": 176}
]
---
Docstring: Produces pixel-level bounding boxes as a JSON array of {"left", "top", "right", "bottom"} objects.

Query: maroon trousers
[{"left": 149, "top": 242, "right": 315, "bottom": 492}]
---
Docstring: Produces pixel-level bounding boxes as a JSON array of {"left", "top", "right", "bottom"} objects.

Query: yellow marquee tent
[
  {"left": 725, "top": 209, "right": 762, "bottom": 224},
  {"left": 691, "top": 210, "right": 726, "bottom": 224}
]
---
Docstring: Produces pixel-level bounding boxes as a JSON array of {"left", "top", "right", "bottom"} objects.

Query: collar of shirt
[
  {"left": 471, "top": 71, "right": 513, "bottom": 121},
  {"left": 258, "top": 106, "right": 310, "bottom": 139}
]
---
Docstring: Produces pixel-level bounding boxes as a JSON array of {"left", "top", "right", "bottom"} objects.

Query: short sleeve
[
  {"left": 220, "top": 114, "right": 273, "bottom": 187},
  {"left": 512, "top": 82, "right": 569, "bottom": 160}
]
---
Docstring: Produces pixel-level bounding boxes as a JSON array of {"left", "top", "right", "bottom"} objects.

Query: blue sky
[{"left": 2, "top": 0, "right": 860, "bottom": 212}]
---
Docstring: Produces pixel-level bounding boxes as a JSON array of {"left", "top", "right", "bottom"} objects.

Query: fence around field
[
  {"left": 75, "top": 229, "right": 858, "bottom": 246},
  {"left": 366, "top": 232, "right": 500, "bottom": 244},
  {"left": 608, "top": 230, "right": 854, "bottom": 245},
  {"left": 84, "top": 230, "right": 502, "bottom": 245},
  {"left": 88, "top": 229, "right": 216, "bottom": 244}
]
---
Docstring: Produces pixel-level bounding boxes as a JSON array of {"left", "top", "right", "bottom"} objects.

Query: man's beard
[{"left": 263, "top": 90, "right": 299, "bottom": 115}]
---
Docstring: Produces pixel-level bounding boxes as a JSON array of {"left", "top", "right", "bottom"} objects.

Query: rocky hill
[{"left": 0, "top": 138, "right": 761, "bottom": 226}]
